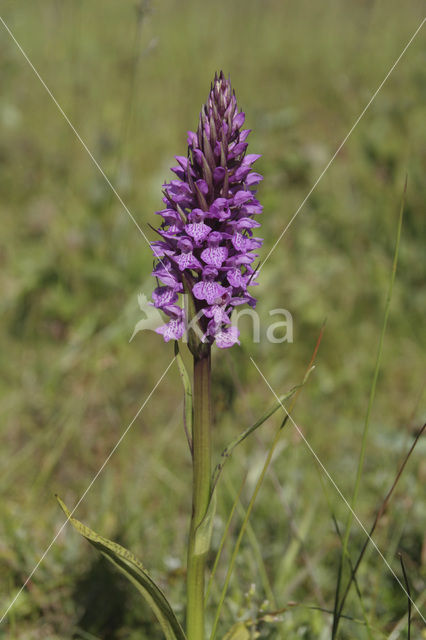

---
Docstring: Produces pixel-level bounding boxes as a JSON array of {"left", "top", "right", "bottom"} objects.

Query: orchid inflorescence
[{"left": 151, "top": 71, "right": 263, "bottom": 350}]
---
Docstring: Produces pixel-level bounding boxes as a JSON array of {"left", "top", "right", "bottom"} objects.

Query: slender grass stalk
[
  {"left": 388, "top": 595, "right": 426, "bottom": 639},
  {"left": 399, "top": 554, "right": 411, "bottom": 639},
  {"left": 287, "top": 604, "right": 386, "bottom": 636},
  {"left": 332, "top": 182, "right": 406, "bottom": 638},
  {"left": 186, "top": 351, "right": 212, "bottom": 640}
]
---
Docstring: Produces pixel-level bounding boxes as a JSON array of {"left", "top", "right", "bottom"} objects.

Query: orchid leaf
[
  {"left": 57, "top": 497, "right": 187, "bottom": 640},
  {"left": 194, "top": 488, "right": 217, "bottom": 557},
  {"left": 174, "top": 341, "right": 193, "bottom": 449}
]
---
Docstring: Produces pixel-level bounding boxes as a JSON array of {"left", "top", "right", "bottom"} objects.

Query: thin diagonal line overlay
[
  {"left": 249, "top": 356, "right": 425, "bottom": 624},
  {"left": 0, "top": 356, "right": 175, "bottom": 626},
  {"left": 0, "top": 15, "right": 162, "bottom": 261},
  {"left": 259, "top": 17, "right": 425, "bottom": 274}
]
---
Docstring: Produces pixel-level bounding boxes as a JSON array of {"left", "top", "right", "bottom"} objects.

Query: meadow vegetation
[{"left": 0, "top": 1, "right": 425, "bottom": 638}]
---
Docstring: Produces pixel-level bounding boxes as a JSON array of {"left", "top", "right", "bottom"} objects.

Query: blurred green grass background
[{"left": 0, "top": 1, "right": 425, "bottom": 638}]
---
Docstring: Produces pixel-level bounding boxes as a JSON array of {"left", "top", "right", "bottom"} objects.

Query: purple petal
[
  {"left": 245, "top": 172, "right": 263, "bottom": 186},
  {"left": 230, "top": 293, "right": 257, "bottom": 308},
  {"left": 187, "top": 208, "right": 207, "bottom": 222},
  {"left": 177, "top": 237, "right": 194, "bottom": 252},
  {"left": 231, "top": 217, "right": 261, "bottom": 230},
  {"left": 185, "top": 221, "right": 212, "bottom": 242},
  {"left": 193, "top": 281, "right": 228, "bottom": 304},
  {"left": 175, "top": 155, "right": 189, "bottom": 169},
  {"left": 213, "top": 167, "right": 226, "bottom": 183},
  {"left": 150, "top": 241, "right": 174, "bottom": 258},
  {"left": 206, "top": 231, "right": 222, "bottom": 246},
  {"left": 165, "top": 181, "right": 194, "bottom": 205},
  {"left": 201, "top": 246, "right": 228, "bottom": 268},
  {"left": 202, "top": 265, "right": 219, "bottom": 279},
  {"left": 242, "top": 202, "right": 263, "bottom": 215},
  {"left": 243, "top": 154, "right": 261, "bottom": 165},
  {"left": 204, "top": 304, "right": 231, "bottom": 324},
  {"left": 196, "top": 179, "right": 209, "bottom": 195},
  {"left": 171, "top": 166, "right": 185, "bottom": 180},
  {"left": 232, "top": 165, "right": 251, "bottom": 182},
  {"left": 159, "top": 224, "right": 183, "bottom": 238},
  {"left": 210, "top": 197, "right": 228, "bottom": 210},
  {"left": 187, "top": 131, "right": 197, "bottom": 147},
  {"left": 152, "top": 286, "right": 178, "bottom": 308},
  {"left": 214, "top": 326, "right": 240, "bottom": 349},
  {"left": 233, "top": 111, "right": 245, "bottom": 131},
  {"left": 241, "top": 237, "right": 263, "bottom": 250},
  {"left": 231, "top": 232, "right": 249, "bottom": 251},
  {"left": 174, "top": 252, "right": 202, "bottom": 271},
  {"left": 155, "top": 208, "right": 181, "bottom": 223},
  {"left": 152, "top": 264, "right": 182, "bottom": 289},
  {"left": 209, "top": 198, "right": 231, "bottom": 220},
  {"left": 228, "top": 142, "right": 248, "bottom": 160},
  {"left": 239, "top": 129, "right": 251, "bottom": 142},
  {"left": 233, "top": 253, "right": 257, "bottom": 265},
  {"left": 233, "top": 190, "right": 252, "bottom": 206},
  {"left": 162, "top": 303, "right": 184, "bottom": 318},
  {"left": 156, "top": 318, "right": 186, "bottom": 342},
  {"left": 227, "top": 268, "right": 247, "bottom": 288}
]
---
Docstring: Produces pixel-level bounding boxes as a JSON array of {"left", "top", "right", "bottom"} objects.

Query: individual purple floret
[{"left": 151, "top": 71, "right": 263, "bottom": 350}]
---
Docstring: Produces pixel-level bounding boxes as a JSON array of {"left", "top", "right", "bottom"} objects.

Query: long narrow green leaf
[
  {"left": 211, "top": 372, "right": 314, "bottom": 492},
  {"left": 174, "top": 341, "right": 193, "bottom": 451},
  {"left": 194, "top": 489, "right": 217, "bottom": 557},
  {"left": 57, "top": 497, "right": 187, "bottom": 640}
]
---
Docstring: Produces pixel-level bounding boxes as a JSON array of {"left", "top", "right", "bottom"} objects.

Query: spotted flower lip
[{"left": 151, "top": 71, "right": 263, "bottom": 351}]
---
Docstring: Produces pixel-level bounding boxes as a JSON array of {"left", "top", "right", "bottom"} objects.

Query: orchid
[{"left": 60, "top": 73, "right": 267, "bottom": 640}]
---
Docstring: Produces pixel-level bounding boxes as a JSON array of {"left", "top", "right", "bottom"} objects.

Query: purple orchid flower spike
[{"left": 151, "top": 71, "right": 263, "bottom": 353}]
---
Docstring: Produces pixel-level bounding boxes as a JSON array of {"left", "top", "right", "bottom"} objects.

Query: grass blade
[{"left": 399, "top": 553, "right": 411, "bottom": 640}]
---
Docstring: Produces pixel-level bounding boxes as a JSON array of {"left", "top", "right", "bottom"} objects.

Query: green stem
[{"left": 186, "top": 351, "right": 211, "bottom": 640}]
